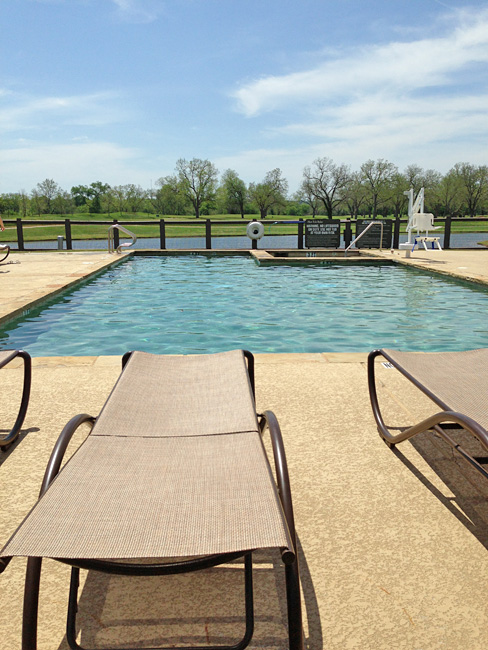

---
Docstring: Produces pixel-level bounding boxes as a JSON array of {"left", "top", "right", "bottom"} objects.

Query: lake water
[{"left": 3, "top": 232, "right": 487, "bottom": 250}]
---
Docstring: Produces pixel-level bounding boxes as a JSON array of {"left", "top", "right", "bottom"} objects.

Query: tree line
[{"left": 1, "top": 157, "right": 488, "bottom": 220}]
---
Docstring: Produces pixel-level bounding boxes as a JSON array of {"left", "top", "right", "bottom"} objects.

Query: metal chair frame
[
  {"left": 0, "top": 350, "right": 31, "bottom": 451},
  {"left": 7, "top": 351, "right": 303, "bottom": 650},
  {"left": 368, "top": 349, "right": 488, "bottom": 478}
]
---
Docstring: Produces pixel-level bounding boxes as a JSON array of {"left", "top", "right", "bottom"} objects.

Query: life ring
[{"left": 246, "top": 221, "right": 264, "bottom": 240}]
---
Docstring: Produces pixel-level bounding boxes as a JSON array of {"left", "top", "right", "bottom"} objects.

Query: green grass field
[{"left": 1, "top": 214, "right": 302, "bottom": 242}]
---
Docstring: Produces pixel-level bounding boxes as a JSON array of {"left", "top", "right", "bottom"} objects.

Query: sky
[{"left": 1, "top": 0, "right": 488, "bottom": 194}]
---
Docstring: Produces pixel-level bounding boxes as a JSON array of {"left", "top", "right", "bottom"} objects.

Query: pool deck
[{"left": 1, "top": 248, "right": 488, "bottom": 649}]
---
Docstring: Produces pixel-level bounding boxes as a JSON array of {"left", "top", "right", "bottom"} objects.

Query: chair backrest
[{"left": 412, "top": 212, "right": 435, "bottom": 233}]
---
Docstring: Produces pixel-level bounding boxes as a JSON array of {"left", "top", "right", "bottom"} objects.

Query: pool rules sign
[{"left": 305, "top": 219, "right": 341, "bottom": 248}]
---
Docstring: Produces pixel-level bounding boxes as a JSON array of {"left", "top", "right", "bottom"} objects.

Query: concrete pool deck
[{"left": 1, "top": 248, "right": 488, "bottom": 649}]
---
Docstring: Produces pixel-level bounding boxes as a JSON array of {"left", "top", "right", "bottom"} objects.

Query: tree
[
  {"left": 19, "top": 190, "right": 29, "bottom": 218},
  {"left": 360, "top": 159, "right": 398, "bottom": 217},
  {"left": 403, "top": 164, "right": 441, "bottom": 193},
  {"left": 112, "top": 185, "right": 128, "bottom": 214},
  {"left": 296, "top": 177, "right": 321, "bottom": 218},
  {"left": 72, "top": 182, "right": 110, "bottom": 213},
  {"left": 88, "top": 182, "right": 111, "bottom": 214},
  {"left": 221, "top": 169, "right": 247, "bottom": 218},
  {"left": 343, "top": 172, "right": 368, "bottom": 219},
  {"left": 0, "top": 193, "right": 21, "bottom": 215},
  {"left": 35, "top": 178, "right": 61, "bottom": 214},
  {"left": 176, "top": 158, "right": 219, "bottom": 218},
  {"left": 287, "top": 197, "right": 310, "bottom": 216},
  {"left": 153, "top": 176, "right": 188, "bottom": 215},
  {"left": 389, "top": 172, "right": 408, "bottom": 219},
  {"left": 248, "top": 168, "right": 288, "bottom": 219},
  {"left": 71, "top": 185, "right": 90, "bottom": 207},
  {"left": 453, "top": 163, "right": 488, "bottom": 218},
  {"left": 403, "top": 164, "right": 425, "bottom": 195},
  {"left": 101, "top": 188, "right": 117, "bottom": 216},
  {"left": 302, "top": 157, "right": 350, "bottom": 218},
  {"left": 30, "top": 189, "right": 43, "bottom": 217},
  {"left": 53, "top": 191, "right": 75, "bottom": 215},
  {"left": 124, "top": 184, "right": 146, "bottom": 213},
  {"left": 432, "top": 169, "right": 463, "bottom": 217}
]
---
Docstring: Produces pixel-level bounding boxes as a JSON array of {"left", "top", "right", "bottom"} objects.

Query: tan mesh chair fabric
[
  {"left": 2, "top": 433, "right": 290, "bottom": 559},
  {"left": 1, "top": 350, "right": 292, "bottom": 560},
  {"left": 383, "top": 348, "right": 488, "bottom": 430},
  {"left": 93, "top": 350, "right": 259, "bottom": 438}
]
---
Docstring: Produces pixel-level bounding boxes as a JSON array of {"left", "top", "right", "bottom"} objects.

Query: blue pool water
[{"left": 1, "top": 255, "right": 487, "bottom": 355}]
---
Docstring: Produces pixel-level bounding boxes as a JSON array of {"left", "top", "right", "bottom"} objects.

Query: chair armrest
[{"left": 0, "top": 350, "right": 31, "bottom": 450}]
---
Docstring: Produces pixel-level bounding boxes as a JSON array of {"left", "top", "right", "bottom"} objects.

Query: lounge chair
[
  {"left": 0, "top": 349, "right": 303, "bottom": 650},
  {"left": 0, "top": 349, "right": 31, "bottom": 450},
  {"left": 0, "top": 244, "right": 10, "bottom": 263},
  {"left": 368, "top": 348, "right": 488, "bottom": 476}
]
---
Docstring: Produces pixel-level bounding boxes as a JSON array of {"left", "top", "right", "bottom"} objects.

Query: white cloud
[
  {"left": 215, "top": 127, "right": 488, "bottom": 195},
  {"left": 0, "top": 142, "right": 148, "bottom": 191},
  {"left": 217, "top": 89, "right": 488, "bottom": 191},
  {"left": 232, "top": 9, "right": 488, "bottom": 117},
  {"left": 111, "top": 0, "right": 164, "bottom": 23},
  {"left": 0, "top": 91, "right": 130, "bottom": 133},
  {"left": 225, "top": 7, "right": 488, "bottom": 191}
]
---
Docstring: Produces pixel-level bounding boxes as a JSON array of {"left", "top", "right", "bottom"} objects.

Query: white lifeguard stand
[{"left": 400, "top": 188, "right": 442, "bottom": 257}]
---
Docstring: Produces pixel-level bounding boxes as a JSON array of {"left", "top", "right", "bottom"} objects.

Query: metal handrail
[
  {"left": 108, "top": 224, "right": 137, "bottom": 253},
  {"left": 344, "top": 220, "right": 384, "bottom": 255}
]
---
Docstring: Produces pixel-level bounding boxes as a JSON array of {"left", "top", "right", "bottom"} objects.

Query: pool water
[{"left": 1, "top": 255, "right": 487, "bottom": 356}]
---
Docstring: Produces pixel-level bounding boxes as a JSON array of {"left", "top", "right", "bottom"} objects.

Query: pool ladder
[
  {"left": 344, "top": 221, "right": 384, "bottom": 256},
  {"left": 108, "top": 225, "right": 137, "bottom": 254}
]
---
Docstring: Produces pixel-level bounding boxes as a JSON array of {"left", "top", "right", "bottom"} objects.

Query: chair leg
[
  {"left": 65, "top": 554, "right": 255, "bottom": 650},
  {"left": 285, "top": 561, "right": 304, "bottom": 650},
  {"left": 260, "top": 410, "right": 304, "bottom": 649},
  {"left": 22, "top": 557, "right": 43, "bottom": 650}
]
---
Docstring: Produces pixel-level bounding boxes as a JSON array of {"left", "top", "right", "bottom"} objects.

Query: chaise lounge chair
[
  {"left": 0, "top": 349, "right": 31, "bottom": 451},
  {"left": 0, "top": 243, "right": 10, "bottom": 263},
  {"left": 368, "top": 348, "right": 488, "bottom": 476},
  {"left": 0, "top": 349, "right": 303, "bottom": 650}
]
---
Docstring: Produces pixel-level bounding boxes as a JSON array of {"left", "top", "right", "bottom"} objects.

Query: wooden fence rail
[{"left": 2, "top": 216, "right": 487, "bottom": 251}]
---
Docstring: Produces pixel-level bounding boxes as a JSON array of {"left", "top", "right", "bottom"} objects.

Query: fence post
[
  {"left": 393, "top": 217, "right": 400, "bottom": 249},
  {"left": 297, "top": 219, "right": 304, "bottom": 249},
  {"left": 444, "top": 216, "right": 452, "bottom": 249},
  {"left": 205, "top": 219, "right": 212, "bottom": 249},
  {"left": 344, "top": 220, "right": 352, "bottom": 249},
  {"left": 159, "top": 219, "right": 166, "bottom": 250},
  {"left": 113, "top": 219, "right": 119, "bottom": 250},
  {"left": 65, "top": 219, "right": 72, "bottom": 250},
  {"left": 16, "top": 218, "right": 25, "bottom": 251}
]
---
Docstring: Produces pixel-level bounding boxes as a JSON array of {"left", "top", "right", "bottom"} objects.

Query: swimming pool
[{"left": 1, "top": 255, "right": 487, "bottom": 355}]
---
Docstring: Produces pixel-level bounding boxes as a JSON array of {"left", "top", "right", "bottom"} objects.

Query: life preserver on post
[{"left": 246, "top": 221, "right": 265, "bottom": 240}]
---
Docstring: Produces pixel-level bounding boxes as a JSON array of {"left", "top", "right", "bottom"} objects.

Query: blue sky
[{"left": 1, "top": 0, "right": 487, "bottom": 194}]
